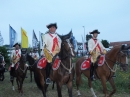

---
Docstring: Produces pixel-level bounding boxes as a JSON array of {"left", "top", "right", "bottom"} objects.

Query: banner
[
  {"left": 0, "top": 32, "right": 4, "bottom": 46},
  {"left": 21, "top": 28, "right": 28, "bottom": 48},
  {"left": 39, "top": 32, "right": 44, "bottom": 49},
  {"left": 32, "top": 30, "right": 38, "bottom": 48},
  {"left": 9, "top": 25, "right": 17, "bottom": 48}
]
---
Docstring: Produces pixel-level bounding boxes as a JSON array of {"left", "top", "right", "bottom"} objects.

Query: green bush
[{"left": 0, "top": 46, "right": 10, "bottom": 67}]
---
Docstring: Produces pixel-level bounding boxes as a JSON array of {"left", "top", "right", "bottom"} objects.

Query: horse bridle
[
  {"left": 61, "top": 39, "right": 74, "bottom": 59},
  {"left": 105, "top": 50, "right": 127, "bottom": 72},
  {"left": 19, "top": 53, "right": 28, "bottom": 73},
  {"left": 60, "top": 39, "right": 74, "bottom": 73}
]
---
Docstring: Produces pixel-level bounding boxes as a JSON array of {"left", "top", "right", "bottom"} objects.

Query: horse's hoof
[{"left": 77, "top": 90, "right": 81, "bottom": 96}]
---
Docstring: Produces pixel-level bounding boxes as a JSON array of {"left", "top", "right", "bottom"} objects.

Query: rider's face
[
  {"left": 49, "top": 26, "right": 56, "bottom": 33},
  {"left": 93, "top": 33, "right": 98, "bottom": 38},
  {"left": 15, "top": 45, "right": 19, "bottom": 49}
]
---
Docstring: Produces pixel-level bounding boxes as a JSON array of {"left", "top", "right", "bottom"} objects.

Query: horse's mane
[{"left": 27, "top": 53, "right": 35, "bottom": 62}]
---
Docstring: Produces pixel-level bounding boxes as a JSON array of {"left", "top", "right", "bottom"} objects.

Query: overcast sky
[{"left": 0, "top": 0, "right": 130, "bottom": 46}]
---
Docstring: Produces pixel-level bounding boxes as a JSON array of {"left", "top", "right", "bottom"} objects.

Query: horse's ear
[
  {"left": 126, "top": 46, "right": 130, "bottom": 50},
  {"left": 121, "top": 45, "right": 125, "bottom": 50},
  {"left": 57, "top": 34, "right": 62, "bottom": 39},
  {"left": 68, "top": 30, "right": 73, "bottom": 39},
  {"left": 21, "top": 48, "right": 27, "bottom": 54},
  {"left": 62, "top": 30, "right": 73, "bottom": 40}
]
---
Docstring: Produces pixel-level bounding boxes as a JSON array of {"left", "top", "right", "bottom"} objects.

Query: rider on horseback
[
  {"left": 32, "top": 48, "right": 39, "bottom": 60},
  {"left": 43, "top": 23, "right": 62, "bottom": 84},
  {"left": 10, "top": 43, "right": 21, "bottom": 80},
  {"left": 88, "top": 30, "right": 106, "bottom": 81},
  {"left": 0, "top": 52, "right": 6, "bottom": 68},
  {"left": 29, "top": 49, "right": 33, "bottom": 57}
]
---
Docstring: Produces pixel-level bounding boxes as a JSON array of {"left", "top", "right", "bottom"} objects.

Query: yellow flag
[{"left": 21, "top": 28, "right": 28, "bottom": 48}]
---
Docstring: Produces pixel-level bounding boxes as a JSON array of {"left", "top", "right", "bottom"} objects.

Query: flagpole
[
  {"left": 32, "top": 30, "right": 34, "bottom": 49},
  {"left": 81, "top": 35, "right": 84, "bottom": 56},
  {"left": 9, "top": 24, "right": 11, "bottom": 63},
  {"left": 39, "top": 31, "right": 41, "bottom": 49},
  {"left": 21, "top": 27, "right": 22, "bottom": 49}
]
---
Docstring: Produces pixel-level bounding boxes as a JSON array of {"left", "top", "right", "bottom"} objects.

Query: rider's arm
[
  {"left": 37, "top": 53, "right": 39, "bottom": 59},
  {"left": 88, "top": 39, "right": 93, "bottom": 54},
  {"left": 11, "top": 50, "right": 14, "bottom": 60},
  {"left": 98, "top": 40, "right": 106, "bottom": 54},
  {"left": 43, "top": 34, "right": 47, "bottom": 48}
]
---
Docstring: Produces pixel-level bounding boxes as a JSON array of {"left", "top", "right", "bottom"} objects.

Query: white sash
[{"left": 91, "top": 40, "right": 99, "bottom": 52}]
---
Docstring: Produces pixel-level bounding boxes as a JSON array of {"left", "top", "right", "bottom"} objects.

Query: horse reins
[
  {"left": 105, "top": 51, "right": 126, "bottom": 73},
  {"left": 60, "top": 58, "right": 73, "bottom": 74},
  {"left": 59, "top": 40, "right": 74, "bottom": 74},
  {"left": 20, "top": 65, "right": 27, "bottom": 73}
]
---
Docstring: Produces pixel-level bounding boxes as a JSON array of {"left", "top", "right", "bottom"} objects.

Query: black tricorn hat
[
  {"left": 46, "top": 23, "right": 57, "bottom": 29},
  {"left": 33, "top": 48, "right": 38, "bottom": 51},
  {"left": 13, "top": 43, "right": 20, "bottom": 47},
  {"left": 90, "top": 29, "right": 100, "bottom": 34}
]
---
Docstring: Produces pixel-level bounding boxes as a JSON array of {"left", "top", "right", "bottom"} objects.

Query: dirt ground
[{"left": 0, "top": 71, "right": 130, "bottom": 97}]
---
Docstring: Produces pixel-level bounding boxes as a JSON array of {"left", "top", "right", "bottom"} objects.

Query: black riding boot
[
  {"left": 90, "top": 63, "right": 95, "bottom": 81},
  {"left": 10, "top": 67, "right": 15, "bottom": 80},
  {"left": 46, "top": 63, "right": 51, "bottom": 84}
]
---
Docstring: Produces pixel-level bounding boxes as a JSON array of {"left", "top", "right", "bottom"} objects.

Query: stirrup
[
  {"left": 112, "top": 75, "right": 116, "bottom": 78},
  {"left": 10, "top": 76, "right": 14, "bottom": 80},
  {"left": 46, "top": 78, "right": 51, "bottom": 84},
  {"left": 91, "top": 75, "right": 96, "bottom": 81}
]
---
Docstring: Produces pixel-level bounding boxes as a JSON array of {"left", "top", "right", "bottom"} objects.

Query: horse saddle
[
  {"left": 37, "top": 57, "right": 61, "bottom": 70},
  {"left": 8, "top": 62, "right": 19, "bottom": 71},
  {"left": 37, "top": 57, "right": 47, "bottom": 69},
  {"left": 81, "top": 55, "right": 105, "bottom": 70}
]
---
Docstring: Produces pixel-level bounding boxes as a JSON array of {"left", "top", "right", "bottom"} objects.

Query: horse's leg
[
  {"left": 67, "top": 81, "right": 73, "bottom": 97},
  {"left": 88, "top": 78, "right": 97, "bottom": 97},
  {"left": 56, "top": 82, "right": 62, "bottom": 97},
  {"left": 52, "top": 81, "right": 55, "bottom": 90},
  {"left": 30, "top": 70, "right": 32, "bottom": 82},
  {"left": 11, "top": 78, "right": 15, "bottom": 90},
  {"left": 40, "top": 76, "right": 46, "bottom": 97},
  {"left": 100, "top": 77, "right": 107, "bottom": 97},
  {"left": 76, "top": 71, "right": 81, "bottom": 96},
  {"left": 19, "top": 77, "right": 23, "bottom": 95},
  {"left": 108, "top": 78, "right": 116, "bottom": 97},
  {"left": 16, "top": 78, "right": 20, "bottom": 91}
]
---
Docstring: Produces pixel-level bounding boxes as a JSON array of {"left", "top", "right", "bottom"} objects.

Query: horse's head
[
  {"left": 107, "top": 45, "right": 129, "bottom": 71},
  {"left": 21, "top": 49, "right": 27, "bottom": 63},
  {"left": 0, "top": 55, "right": 3, "bottom": 64},
  {"left": 59, "top": 31, "right": 75, "bottom": 57},
  {"left": 117, "top": 45, "right": 129, "bottom": 71}
]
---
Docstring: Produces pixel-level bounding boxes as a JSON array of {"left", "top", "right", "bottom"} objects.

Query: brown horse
[
  {"left": 10, "top": 49, "right": 28, "bottom": 95},
  {"left": 50, "top": 32, "right": 75, "bottom": 97},
  {"left": 27, "top": 54, "right": 36, "bottom": 82},
  {"left": 33, "top": 31, "right": 75, "bottom": 97},
  {"left": 76, "top": 45, "right": 129, "bottom": 97},
  {"left": 0, "top": 55, "right": 5, "bottom": 81}
]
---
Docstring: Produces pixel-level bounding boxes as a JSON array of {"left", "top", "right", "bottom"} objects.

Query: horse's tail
[
  {"left": 34, "top": 72, "right": 42, "bottom": 90},
  {"left": 34, "top": 69, "right": 45, "bottom": 90},
  {"left": 75, "top": 58, "right": 82, "bottom": 87}
]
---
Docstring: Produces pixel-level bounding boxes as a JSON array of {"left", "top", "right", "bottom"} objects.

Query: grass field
[{"left": 0, "top": 60, "right": 130, "bottom": 97}]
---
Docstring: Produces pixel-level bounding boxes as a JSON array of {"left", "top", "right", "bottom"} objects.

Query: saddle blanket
[
  {"left": 52, "top": 58, "right": 61, "bottom": 70},
  {"left": 81, "top": 55, "right": 105, "bottom": 70},
  {"left": 37, "top": 57, "right": 47, "bottom": 69},
  {"left": 8, "top": 63, "right": 19, "bottom": 71},
  {"left": 37, "top": 57, "right": 61, "bottom": 70},
  {"left": 98, "top": 55, "right": 105, "bottom": 66},
  {"left": 81, "top": 58, "right": 91, "bottom": 70}
]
